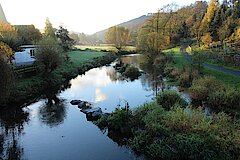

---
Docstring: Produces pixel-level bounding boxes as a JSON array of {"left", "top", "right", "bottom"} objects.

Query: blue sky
[{"left": 1, "top": 0, "right": 199, "bottom": 34}]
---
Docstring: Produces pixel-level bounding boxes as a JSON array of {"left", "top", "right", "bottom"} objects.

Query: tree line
[{"left": 137, "top": 0, "right": 240, "bottom": 55}]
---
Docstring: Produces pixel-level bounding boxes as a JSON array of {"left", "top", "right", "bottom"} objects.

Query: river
[{"left": 0, "top": 54, "right": 190, "bottom": 160}]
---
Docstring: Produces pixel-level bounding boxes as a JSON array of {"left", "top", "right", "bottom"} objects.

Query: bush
[
  {"left": 157, "top": 90, "right": 187, "bottom": 110},
  {"left": 107, "top": 108, "right": 132, "bottom": 132},
  {"left": 209, "top": 88, "right": 240, "bottom": 110},
  {"left": 94, "top": 101, "right": 240, "bottom": 159},
  {"left": 189, "top": 85, "right": 209, "bottom": 102},
  {"left": 178, "top": 72, "right": 191, "bottom": 87},
  {"left": 95, "top": 108, "right": 132, "bottom": 132},
  {"left": 189, "top": 76, "right": 223, "bottom": 102}
]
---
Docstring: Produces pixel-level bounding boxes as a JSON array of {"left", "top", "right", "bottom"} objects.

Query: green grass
[
  {"left": 76, "top": 45, "right": 136, "bottom": 52},
  {"left": 164, "top": 47, "right": 240, "bottom": 88},
  {"left": 206, "top": 60, "right": 240, "bottom": 72},
  {"left": 67, "top": 50, "right": 107, "bottom": 65},
  {"left": 203, "top": 67, "right": 240, "bottom": 88},
  {"left": 163, "top": 47, "right": 190, "bottom": 68}
]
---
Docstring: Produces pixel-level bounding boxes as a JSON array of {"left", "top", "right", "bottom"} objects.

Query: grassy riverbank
[
  {"left": 164, "top": 47, "right": 240, "bottom": 88},
  {"left": 94, "top": 91, "right": 240, "bottom": 159},
  {"left": 3, "top": 50, "right": 116, "bottom": 107}
]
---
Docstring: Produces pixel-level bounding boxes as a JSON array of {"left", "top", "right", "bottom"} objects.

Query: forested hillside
[{"left": 137, "top": 0, "right": 240, "bottom": 54}]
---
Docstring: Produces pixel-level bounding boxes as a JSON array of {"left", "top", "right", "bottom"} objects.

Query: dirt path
[{"left": 181, "top": 48, "right": 240, "bottom": 77}]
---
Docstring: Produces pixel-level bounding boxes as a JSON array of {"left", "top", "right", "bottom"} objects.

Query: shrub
[
  {"left": 129, "top": 132, "right": 152, "bottom": 153},
  {"left": 209, "top": 88, "right": 240, "bottom": 110},
  {"left": 157, "top": 90, "right": 187, "bottom": 110},
  {"left": 169, "top": 68, "right": 180, "bottom": 79},
  {"left": 192, "top": 76, "right": 222, "bottom": 91},
  {"left": 178, "top": 72, "right": 191, "bottom": 87},
  {"left": 189, "top": 76, "right": 223, "bottom": 102},
  {"left": 189, "top": 85, "right": 209, "bottom": 102},
  {"left": 164, "top": 64, "right": 174, "bottom": 76}
]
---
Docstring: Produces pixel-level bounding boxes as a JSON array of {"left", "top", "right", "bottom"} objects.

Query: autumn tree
[
  {"left": 16, "top": 25, "right": 42, "bottom": 44},
  {"left": 105, "top": 26, "right": 130, "bottom": 51},
  {"left": 137, "top": 7, "right": 174, "bottom": 57},
  {"left": 199, "top": 0, "right": 219, "bottom": 40},
  {"left": 43, "top": 18, "right": 56, "bottom": 39},
  {"left": 202, "top": 32, "right": 213, "bottom": 47},
  {"left": 56, "top": 26, "right": 75, "bottom": 52},
  {"left": 0, "top": 42, "right": 14, "bottom": 63},
  {"left": 0, "top": 22, "right": 20, "bottom": 51},
  {"left": 0, "top": 42, "right": 15, "bottom": 104}
]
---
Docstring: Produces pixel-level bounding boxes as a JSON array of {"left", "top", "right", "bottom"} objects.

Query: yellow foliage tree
[
  {"left": 105, "top": 26, "right": 130, "bottom": 51},
  {"left": 0, "top": 42, "right": 14, "bottom": 63},
  {"left": 0, "top": 21, "right": 19, "bottom": 50},
  {"left": 202, "top": 32, "right": 213, "bottom": 48}
]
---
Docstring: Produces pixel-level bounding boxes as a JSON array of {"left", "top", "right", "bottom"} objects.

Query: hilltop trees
[
  {"left": 136, "top": 0, "right": 240, "bottom": 51},
  {"left": 105, "top": 26, "right": 130, "bottom": 51}
]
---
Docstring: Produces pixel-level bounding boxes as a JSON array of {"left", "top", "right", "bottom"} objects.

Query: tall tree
[
  {"left": 199, "top": 0, "right": 219, "bottom": 38},
  {"left": 16, "top": 25, "right": 42, "bottom": 44},
  {"left": 56, "top": 26, "right": 75, "bottom": 52},
  {"left": 43, "top": 18, "right": 56, "bottom": 38},
  {"left": 35, "top": 37, "right": 62, "bottom": 77},
  {"left": 105, "top": 26, "right": 130, "bottom": 51},
  {"left": 0, "top": 42, "right": 14, "bottom": 105},
  {"left": 0, "top": 22, "right": 20, "bottom": 51}
]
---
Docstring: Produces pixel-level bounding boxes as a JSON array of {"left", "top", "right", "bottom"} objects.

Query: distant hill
[
  {"left": 93, "top": 15, "right": 151, "bottom": 43},
  {"left": 0, "top": 4, "right": 8, "bottom": 23}
]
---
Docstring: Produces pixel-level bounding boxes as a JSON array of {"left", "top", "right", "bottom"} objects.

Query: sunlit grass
[
  {"left": 164, "top": 47, "right": 240, "bottom": 88},
  {"left": 203, "top": 67, "right": 240, "bottom": 88},
  {"left": 67, "top": 50, "right": 106, "bottom": 65},
  {"left": 75, "top": 45, "right": 136, "bottom": 52},
  {"left": 163, "top": 46, "right": 190, "bottom": 69}
]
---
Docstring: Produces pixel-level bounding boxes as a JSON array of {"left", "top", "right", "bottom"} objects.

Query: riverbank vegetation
[
  {"left": 95, "top": 92, "right": 240, "bottom": 159},
  {"left": 92, "top": 1, "right": 240, "bottom": 158}
]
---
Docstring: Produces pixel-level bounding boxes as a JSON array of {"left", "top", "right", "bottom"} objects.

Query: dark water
[{"left": 0, "top": 54, "right": 190, "bottom": 160}]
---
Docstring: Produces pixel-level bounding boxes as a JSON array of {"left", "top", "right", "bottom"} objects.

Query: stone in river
[
  {"left": 70, "top": 100, "right": 82, "bottom": 105},
  {"left": 78, "top": 101, "right": 92, "bottom": 110}
]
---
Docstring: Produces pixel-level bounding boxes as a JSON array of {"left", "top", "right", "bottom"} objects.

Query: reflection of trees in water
[
  {"left": 106, "top": 67, "right": 124, "bottom": 82},
  {"left": 121, "top": 56, "right": 141, "bottom": 68},
  {"left": 139, "top": 55, "right": 165, "bottom": 97},
  {"left": 0, "top": 107, "right": 29, "bottom": 160},
  {"left": 38, "top": 101, "right": 67, "bottom": 127}
]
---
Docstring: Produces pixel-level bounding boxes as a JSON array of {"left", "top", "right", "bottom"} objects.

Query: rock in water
[
  {"left": 70, "top": 100, "right": 82, "bottom": 105},
  {"left": 82, "top": 107, "right": 103, "bottom": 120},
  {"left": 78, "top": 101, "right": 92, "bottom": 110}
]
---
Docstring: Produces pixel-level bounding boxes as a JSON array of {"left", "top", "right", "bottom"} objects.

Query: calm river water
[{"left": 0, "top": 54, "right": 190, "bottom": 160}]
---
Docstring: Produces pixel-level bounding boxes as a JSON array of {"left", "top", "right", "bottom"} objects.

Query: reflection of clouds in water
[
  {"left": 95, "top": 88, "right": 107, "bottom": 103},
  {"left": 70, "top": 67, "right": 112, "bottom": 90}
]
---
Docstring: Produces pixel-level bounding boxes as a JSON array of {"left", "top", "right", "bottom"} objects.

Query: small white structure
[{"left": 13, "top": 45, "right": 37, "bottom": 66}]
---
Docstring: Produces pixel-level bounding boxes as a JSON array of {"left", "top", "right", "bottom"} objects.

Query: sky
[{"left": 1, "top": 0, "right": 198, "bottom": 34}]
